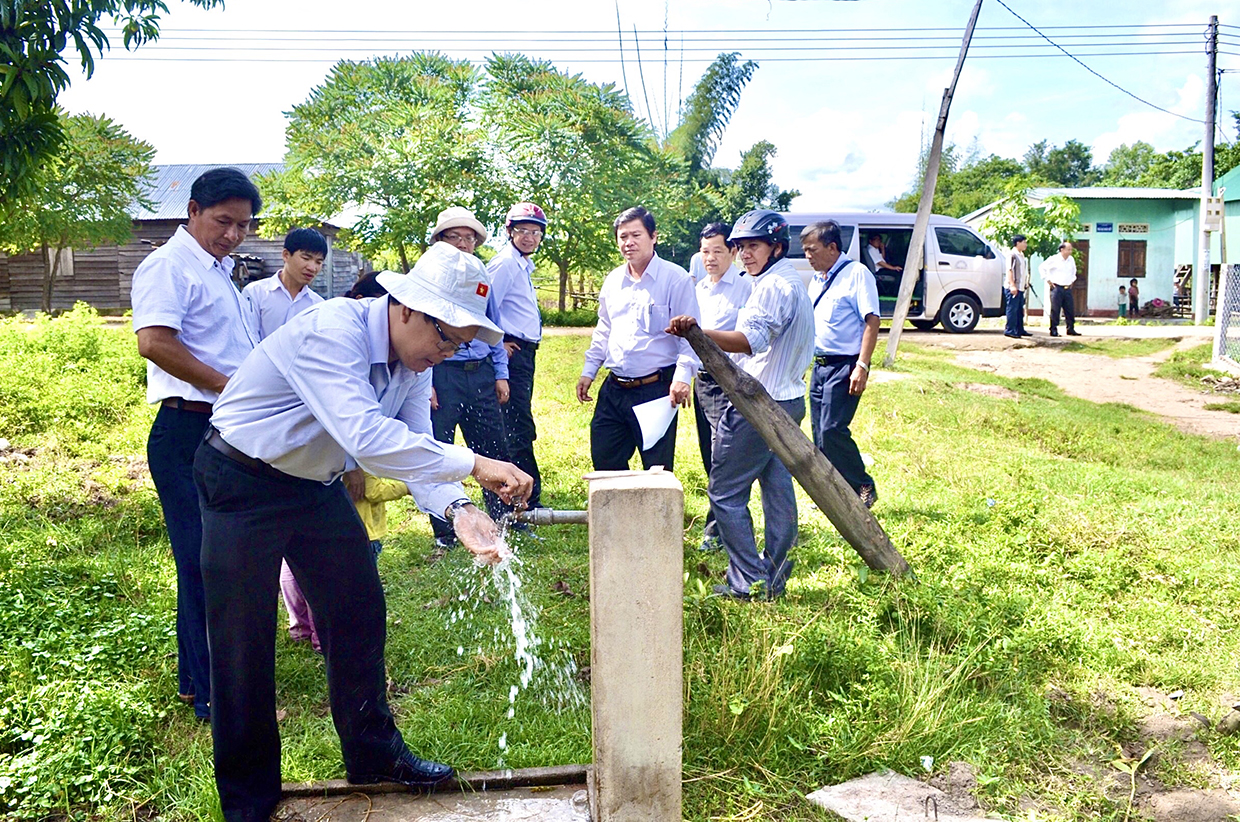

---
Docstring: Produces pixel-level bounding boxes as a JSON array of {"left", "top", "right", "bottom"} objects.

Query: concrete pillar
[{"left": 587, "top": 471, "right": 683, "bottom": 822}]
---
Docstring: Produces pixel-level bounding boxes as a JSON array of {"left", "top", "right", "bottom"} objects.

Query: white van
[{"left": 780, "top": 212, "right": 1005, "bottom": 333}]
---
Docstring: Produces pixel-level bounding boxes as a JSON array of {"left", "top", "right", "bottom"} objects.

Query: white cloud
[{"left": 1090, "top": 74, "right": 1204, "bottom": 162}]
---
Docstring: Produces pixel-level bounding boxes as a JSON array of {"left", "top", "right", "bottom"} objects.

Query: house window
[
  {"left": 1118, "top": 240, "right": 1146, "bottom": 279},
  {"left": 1117, "top": 223, "right": 1149, "bottom": 234},
  {"left": 934, "top": 227, "right": 991, "bottom": 258}
]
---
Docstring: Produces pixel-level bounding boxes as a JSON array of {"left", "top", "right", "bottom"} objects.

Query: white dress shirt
[
  {"left": 583, "top": 254, "right": 701, "bottom": 385},
  {"left": 488, "top": 243, "right": 542, "bottom": 343},
  {"left": 866, "top": 245, "right": 886, "bottom": 268},
  {"left": 688, "top": 252, "right": 706, "bottom": 283},
  {"left": 734, "top": 258, "right": 814, "bottom": 402},
  {"left": 210, "top": 296, "right": 475, "bottom": 518},
  {"left": 242, "top": 271, "right": 324, "bottom": 341},
  {"left": 130, "top": 225, "right": 259, "bottom": 404},
  {"left": 697, "top": 264, "right": 751, "bottom": 333},
  {"left": 1039, "top": 253, "right": 1077, "bottom": 287},
  {"left": 811, "top": 257, "right": 881, "bottom": 357}
]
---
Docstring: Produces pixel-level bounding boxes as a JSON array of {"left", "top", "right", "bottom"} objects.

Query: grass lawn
[
  {"left": 1057, "top": 338, "right": 1178, "bottom": 359},
  {"left": 3, "top": 307, "right": 1240, "bottom": 821}
]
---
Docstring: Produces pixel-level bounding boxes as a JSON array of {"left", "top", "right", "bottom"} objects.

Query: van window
[
  {"left": 788, "top": 224, "right": 855, "bottom": 259},
  {"left": 935, "top": 227, "right": 994, "bottom": 259}
]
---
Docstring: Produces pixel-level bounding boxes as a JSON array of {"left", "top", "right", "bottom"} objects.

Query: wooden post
[
  {"left": 885, "top": 0, "right": 984, "bottom": 367},
  {"left": 682, "top": 325, "right": 911, "bottom": 577}
]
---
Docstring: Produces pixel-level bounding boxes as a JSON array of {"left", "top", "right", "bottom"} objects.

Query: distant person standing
[
  {"left": 804, "top": 220, "right": 881, "bottom": 508},
  {"left": 691, "top": 222, "right": 751, "bottom": 553},
  {"left": 669, "top": 210, "right": 814, "bottom": 600},
  {"left": 425, "top": 207, "right": 513, "bottom": 548},
  {"left": 490, "top": 203, "right": 548, "bottom": 512},
  {"left": 1040, "top": 241, "right": 1080, "bottom": 337},
  {"left": 130, "top": 167, "right": 263, "bottom": 721},
  {"left": 241, "top": 228, "right": 327, "bottom": 341},
  {"left": 577, "top": 206, "right": 699, "bottom": 471},
  {"left": 1004, "top": 234, "right": 1031, "bottom": 339},
  {"left": 1118, "top": 285, "right": 1128, "bottom": 319},
  {"left": 1128, "top": 278, "right": 1140, "bottom": 318}
]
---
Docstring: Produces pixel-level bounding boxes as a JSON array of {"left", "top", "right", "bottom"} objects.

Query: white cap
[
  {"left": 376, "top": 242, "right": 503, "bottom": 345},
  {"left": 431, "top": 206, "right": 488, "bottom": 245}
]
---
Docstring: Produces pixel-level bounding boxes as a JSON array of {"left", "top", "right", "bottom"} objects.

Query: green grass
[
  {"left": 1152, "top": 343, "right": 1217, "bottom": 390},
  {"left": 1058, "top": 338, "right": 1178, "bottom": 359},
  {"left": 1203, "top": 400, "right": 1240, "bottom": 413},
  {"left": 3, "top": 309, "right": 1240, "bottom": 820}
]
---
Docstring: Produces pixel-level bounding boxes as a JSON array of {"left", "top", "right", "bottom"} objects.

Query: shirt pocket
[{"left": 644, "top": 304, "right": 671, "bottom": 334}]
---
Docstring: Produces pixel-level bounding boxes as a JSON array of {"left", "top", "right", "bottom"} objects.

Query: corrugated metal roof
[
  {"left": 1030, "top": 186, "right": 1200, "bottom": 200},
  {"left": 130, "top": 163, "right": 284, "bottom": 220}
]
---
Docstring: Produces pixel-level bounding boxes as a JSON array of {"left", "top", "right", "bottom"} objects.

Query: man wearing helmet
[
  {"left": 801, "top": 220, "right": 880, "bottom": 508},
  {"left": 669, "top": 209, "right": 814, "bottom": 600},
  {"left": 424, "top": 208, "right": 515, "bottom": 549},
  {"left": 578, "top": 206, "right": 700, "bottom": 471},
  {"left": 489, "top": 202, "right": 548, "bottom": 511}
]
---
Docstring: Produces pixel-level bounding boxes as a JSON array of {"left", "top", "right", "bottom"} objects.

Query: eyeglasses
[
  {"left": 428, "top": 316, "right": 470, "bottom": 354},
  {"left": 512, "top": 228, "right": 544, "bottom": 239},
  {"left": 441, "top": 231, "right": 479, "bottom": 247}
]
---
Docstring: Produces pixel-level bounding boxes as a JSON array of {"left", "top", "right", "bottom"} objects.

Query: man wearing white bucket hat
[{"left": 193, "top": 242, "right": 532, "bottom": 822}]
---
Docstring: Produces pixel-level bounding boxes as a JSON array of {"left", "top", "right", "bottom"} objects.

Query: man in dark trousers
[
  {"left": 130, "top": 166, "right": 262, "bottom": 721},
  {"left": 194, "top": 242, "right": 532, "bottom": 822},
  {"left": 577, "top": 206, "right": 699, "bottom": 471}
]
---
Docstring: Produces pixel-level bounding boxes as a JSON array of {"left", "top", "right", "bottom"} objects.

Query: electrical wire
[{"left": 992, "top": 0, "right": 1207, "bottom": 123}]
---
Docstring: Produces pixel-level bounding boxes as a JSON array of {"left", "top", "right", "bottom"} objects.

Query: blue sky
[{"left": 58, "top": 0, "right": 1237, "bottom": 211}]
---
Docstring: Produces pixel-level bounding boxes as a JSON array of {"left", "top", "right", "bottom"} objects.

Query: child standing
[
  {"left": 1118, "top": 285, "right": 1128, "bottom": 318},
  {"left": 1128, "top": 279, "right": 1140, "bottom": 317}
]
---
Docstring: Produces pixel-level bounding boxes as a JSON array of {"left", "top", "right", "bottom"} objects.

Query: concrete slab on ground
[
  {"left": 807, "top": 771, "right": 998, "bottom": 822},
  {"left": 277, "top": 784, "right": 590, "bottom": 821}
]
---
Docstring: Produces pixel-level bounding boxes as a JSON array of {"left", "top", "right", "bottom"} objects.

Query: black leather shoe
[
  {"left": 1066, "top": 330, "right": 1081, "bottom": 336},
  {"left": 347, "top": 750, "right": 456, "bottom": 789},
  {"left": 1049, "top": 329, "right": 1059, "bottom": 337},
  {"left": 1004, "top": 332, "right": 1021, "bottom": 339},
  {"left": 712, "top": 583, "right": 751, "bottom": 601}
]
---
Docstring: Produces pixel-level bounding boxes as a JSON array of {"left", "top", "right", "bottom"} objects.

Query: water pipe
[{"left": 515, "top": 508, "right": 588, "bottom": 525}]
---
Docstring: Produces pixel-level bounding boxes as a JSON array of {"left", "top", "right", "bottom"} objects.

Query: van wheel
[
  {"left": 910, "top": 319, "right": 938, "bottom": 331},
  {"left": 939, "top": 294, "right": 981, "bottom": 333}
]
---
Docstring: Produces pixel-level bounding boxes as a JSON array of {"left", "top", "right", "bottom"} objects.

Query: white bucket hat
[
  {"left": 376, "top": 242, "right": 503, "bottom": 345},
  {"left": 431, "top": 206, "right": 489, "bottom": 245}
]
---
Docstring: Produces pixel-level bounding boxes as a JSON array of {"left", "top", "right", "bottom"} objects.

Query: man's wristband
[
  {"left": 445, "top": 499, "right": 471, "bottom": 520},
  {"left": 857, "top": 360, "right": 870, "bottom": 372}
]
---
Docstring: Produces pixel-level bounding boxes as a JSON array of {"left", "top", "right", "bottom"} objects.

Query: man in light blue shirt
[
  {"left": 671, "top": 210, "right": 814, "bottom": 600},
  {"left": 805, "top": 220, "right": 881, "bottom": 508},
  {"left": 194, "top": 242, "right": 532, "bottom": 822},
  {"left": 241, "top": 227, "right": 327, "bottom": 341}
]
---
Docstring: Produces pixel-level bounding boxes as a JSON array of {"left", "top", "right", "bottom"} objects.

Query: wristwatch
[
  {"left": 445, "top": 499, "right": 471, "bottom": 520},
  {"left": 857, "top": 360, "right": 870, "bottom": 372}
]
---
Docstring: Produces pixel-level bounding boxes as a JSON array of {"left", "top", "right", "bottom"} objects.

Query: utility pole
[
  {"left": 885, "top": 0, "right": 984, "bottom": 366},
  {"left": 1196, "top": 15, "right": 1218, "bottom": 325}
]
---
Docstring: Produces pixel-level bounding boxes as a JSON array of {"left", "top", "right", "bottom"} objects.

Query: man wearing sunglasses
[
  {"left": 425, "top": 208, "right": 515, "bottom": 547},
  {"left": 193, "top": 242, "right": 532, "bottom": 822}
]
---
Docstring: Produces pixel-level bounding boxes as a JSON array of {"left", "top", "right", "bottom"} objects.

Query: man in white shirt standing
[
  {"left": 490, "top": 202, "right": 548, "bottom": 511},
  {"left": 577, "top": 206, "right": 700, "bottom": 471},
  {"left": 670, "top": 210, "right": 813, "bottom": 600},
  {"left": 241, "top": 227, "right": 327, "bottom": 341},
  {"left": 130, "top": 167, "right": 262, "bottom": 722},
  {"left": 194, "top": 243, "right": 532, "bottom": 822},
  {"left": 805, "top": 220, "right": 881, "bottom": 509},
  {"left": 692, "top": 222, "right": 751, "bottom": 553},
  {"left": 1039, "top": 241, "right": 1080, "bottom": 337}
]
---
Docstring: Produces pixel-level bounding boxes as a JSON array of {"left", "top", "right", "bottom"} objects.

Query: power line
[
  {"left": 992, "top": 0, "right": 1205, "bottom": 123},
  {"left": 98, "top": 24, "right": 1210, "bottom": 35}
]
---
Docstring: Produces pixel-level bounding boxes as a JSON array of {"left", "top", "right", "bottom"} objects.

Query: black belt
[
  {"left": 205, "top": 429, "right": 287, "bottom": 479},
  {"left": 608, "top": 365, "right": 674, "bottom": 388},
  {"left": 162, "top": 397, "right": 213, "bottom": 414},
  {"left": 815, "top": 354, "right": 859, "bottom": 367},
  {"left": 441, "top": 358, "right": 489, "bottom": 372},
  {"left": 504, "top": 334, "right": 539, "bottom": 350}
]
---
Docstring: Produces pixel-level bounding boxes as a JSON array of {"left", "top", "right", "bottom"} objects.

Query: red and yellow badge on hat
[{"left": 476, "top": 282, "right": 489, "bottom": 298}]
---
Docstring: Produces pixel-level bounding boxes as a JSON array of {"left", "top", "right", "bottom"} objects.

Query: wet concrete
[{"left": 277, "top": 784, "right": 590, "bottom": 822}]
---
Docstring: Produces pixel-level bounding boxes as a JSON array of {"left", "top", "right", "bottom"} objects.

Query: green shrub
[{"left": 540, "top": 308, "right": 597, "bottom": 327}]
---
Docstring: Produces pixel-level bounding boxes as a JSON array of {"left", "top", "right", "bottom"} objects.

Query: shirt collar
[
  {"left": 625, "top": 252, "right": 661, "bottom": 282},
  {"left": 171, "top": 225, "right": 233, "bottom": 274},
  {"left": 706, "top": 264, "right": 741, "bottom": 288},
  {"left": 505, "top": 242, "right": 534, "bottom": 272},
  {"left": 818, "top": 255, "right": 851, "bottom": 282},
  {"left": 366, "top": 296, "right": 390, "bottom": 366}
]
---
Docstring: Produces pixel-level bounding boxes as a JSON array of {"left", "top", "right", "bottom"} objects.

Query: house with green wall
[{"left": 963, "top": 172, "right": 1239, "bottom": 317}]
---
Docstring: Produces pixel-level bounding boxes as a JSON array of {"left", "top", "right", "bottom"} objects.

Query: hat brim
[
  {"left": 376, "top": 272, "right": 504, "bottom": 346},
  {"left": 432, "top": 217, "right": 489, "bottom": 245}
]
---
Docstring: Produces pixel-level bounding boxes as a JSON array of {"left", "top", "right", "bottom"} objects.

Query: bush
[{"left": 540, "top": 308, "right": 597, "bottom": 327}]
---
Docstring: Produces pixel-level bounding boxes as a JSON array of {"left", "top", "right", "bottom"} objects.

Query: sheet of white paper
[{"left": 632, "top": 394, "right": 678, "bottom": 451}]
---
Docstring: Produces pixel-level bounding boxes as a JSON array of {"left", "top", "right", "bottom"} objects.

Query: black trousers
[
  {"left": 809, "top": 357, "right": 874, "bottom": 494},
  {"left": 693, "top": 372, "right": 730, "bottom": 539},
  {"left": 193, "top": 443, "right": 405, "bottom": 822},
  {"left": 590, "top": 366, "right": 678, "bottom": 471},
  {"left": 430, "top": 358, "right": 513, "bottom": 539},
  {"left": 501, "top": 336, "right": 542, "bottom": 509},
  {"left": 146, "top": 404, "right": 212, "bottom": 719},
  {"left": 1049, "top": 284, "right": 1076, "bottom": 333}
]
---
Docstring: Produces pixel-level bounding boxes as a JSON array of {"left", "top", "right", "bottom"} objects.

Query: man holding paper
[
  {"left": 577, "top": 206, "right": 699, "bottom": 471},
  {"left": 669, "top": 210, "right": 813, "bottom": 600}
]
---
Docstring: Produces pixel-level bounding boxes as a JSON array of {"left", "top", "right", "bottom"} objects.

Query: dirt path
[{"left": 944, "top": 336, "right": 1238, "bottom": 441}]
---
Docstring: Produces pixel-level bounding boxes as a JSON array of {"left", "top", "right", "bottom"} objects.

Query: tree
[
  {"left": 0, "top": 0, "right": 221, "bottom": 204},
  {"left": 0, "top": 111, "right": 155, "bottom": 313},
  {"left": 665, "top": 52, "right": 757, "bottom": 177},
  {"left": 1100, "top": 141, "right": 1159, "bottom": 186},
  {"left": 482, "top": 52, "right": 655, "bottom": 310},
  {"left": 1024, "top": 139, "right": 1099, "bottom": 187},
  {"left": 979, "top": 180, "right": 1080, "bottom": 259},
  {"left": 890, "top": 147, "right": 1023, "bottom": 217},
  {"left": 259, "top": 54, "right": 505, "bottom": 272},
  {"left": 715, "top": 140, "right": 800, "bottom": 219}
]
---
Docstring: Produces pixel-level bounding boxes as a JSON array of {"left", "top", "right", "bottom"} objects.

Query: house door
[{"left": 1073, "top": 240, "right": 1089, "bottom": 315}]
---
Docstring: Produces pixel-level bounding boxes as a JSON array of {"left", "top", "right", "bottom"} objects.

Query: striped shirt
[
  {"left": 583, "top": 253, "right": 700, "bottom": 384},
  {"left": 735, "top": 258, "right": 815, "bottom": 402}
]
